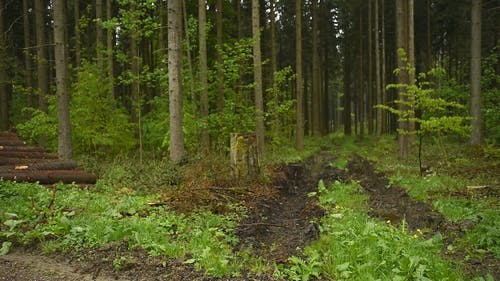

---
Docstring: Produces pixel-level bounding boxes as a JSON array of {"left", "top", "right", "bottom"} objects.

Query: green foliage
[
  {"left": 71, "top": 61, "right": 136, "bottom": 155},
  {"left": 209, "top": 38, "right": 256, "bottom": 151},
  {"left": 280, "top": 180, "right": 464, "bottom": 281},
  {"left": 266, "top": 66, "right": 296, "bottom": 148},
  {"left": 16, "top": 99, "right": 58, "bottom": 151},
  {"left": 382, "top": 63, "right": 470, "bottom": 138},
  {"left": 482, "top": 48, "right": 500, "bottom": 144},
  {"left": 0, "top": 179, "right": 242, "bottom": 277}
]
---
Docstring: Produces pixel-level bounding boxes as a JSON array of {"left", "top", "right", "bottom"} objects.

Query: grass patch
[
  {"left": 279, "top": 180, "right": 464, "bottom": 281},
  {"left": 0, "top": 180, "right": 244, "bottom": 277}
]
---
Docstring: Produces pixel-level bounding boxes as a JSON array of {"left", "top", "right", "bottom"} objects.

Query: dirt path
[
  {"left": 0, "top": 249, "right": 117, "bottom": 281},
  {"left": 236, "top": 152, "right": 344, "bottom": 261}
]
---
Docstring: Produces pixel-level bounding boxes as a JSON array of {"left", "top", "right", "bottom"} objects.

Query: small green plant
[{"left": 281, "top": 180, "right": 464, "bottom": 280}]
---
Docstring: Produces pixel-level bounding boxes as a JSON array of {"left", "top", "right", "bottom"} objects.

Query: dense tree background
[{"left": 0, "top": 0, "right": 498, "bottom": 161}]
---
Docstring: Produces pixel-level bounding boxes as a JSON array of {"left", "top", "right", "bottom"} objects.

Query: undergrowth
[{"left": 276, "top": 180, "right": 464, "bottom": 280}]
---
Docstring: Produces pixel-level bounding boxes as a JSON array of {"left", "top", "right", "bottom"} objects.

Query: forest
[{"left": 0, "top": 0, "right": 499, "bottom": 280}]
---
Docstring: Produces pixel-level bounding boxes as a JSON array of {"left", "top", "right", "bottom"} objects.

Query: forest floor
[{"left": 1, "top": 150, "right": 498, "bottom": 280}]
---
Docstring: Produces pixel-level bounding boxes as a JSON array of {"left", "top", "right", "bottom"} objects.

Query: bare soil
[{"left": 0, "top": 152, "right": 498, "bottom": 280}]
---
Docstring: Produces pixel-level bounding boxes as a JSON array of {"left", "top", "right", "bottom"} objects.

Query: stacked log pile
[{"left": 0, "top": 132, "right": 96, "bottom": 185}]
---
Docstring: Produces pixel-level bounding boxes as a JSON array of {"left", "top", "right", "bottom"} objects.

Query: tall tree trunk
[
  {"left": 381, "top": 0, "right": 387, "bottom": 133},
  {"left": 270, "top": 0, "right": 277, "bottom": 82},
  {"left": 54, "top": 0, "right": 73, "bottom": 160},
  {"left": 182, "top": 0, "right": 196, "bottom": 114},
  {"left": 252, "top": 0, "right": 264, "bottom": 156},
  {"left": 199, "top": 0, "right": 210, "bottom": 149},
  {"left": 23, "top": 0, "right": 35, "bottom": 109},
  {"left": 74, "top": 0, "right": 81, "bottom": 67},
  {"left": 168, "top": 0, "right": 185, "bottom": 164},
  {"left": 0, "top": 0, "right": 8, "bottom": 131},
  {"left": 311, "top": 0, "right": 321, "bottom": 136},
  {"left": 130, "top": 34, "right": 139, "bottom": 123},
  {"left": 296, "top": 0, "right": 304, "bottom": 150},
  {"left": 216, "top": 0, "right": 224, "bottom": 111},
  {"left": 375, "top": 0, "right": 382, "bottom": 135},
  {"left": 95, "top": 0, "right": 104, "bottom": 68},
  {"left": 470, "top": 0, "right": 482, "bottom": 145},
  {"left": 343, "top": 46, "right": 352, "bottom": 136},
  {"left": 35, "top": 0, "right": 49, "bottom": 113},
  {"left": 367, "top": 0, "right": 374, "bottom": 135},
  {"left": 359, "top": 10, "right": 365, "bottom": 136},
  {"left": 106, "top": 0, "right": 114, "bottom": 97},
  {"left": 395, "top": 0, "right": 415, "bottom": 159}
]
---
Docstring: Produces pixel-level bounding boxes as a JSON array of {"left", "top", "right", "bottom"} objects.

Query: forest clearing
[{"left": 0, "top": 0, "right": 499, "bottom": 280}]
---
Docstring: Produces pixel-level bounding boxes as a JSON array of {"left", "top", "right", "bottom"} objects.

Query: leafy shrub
[{"left": 71, "top": 61, "right": 136, "bottom": 155}]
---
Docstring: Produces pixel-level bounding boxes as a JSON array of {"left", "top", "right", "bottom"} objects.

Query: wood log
[
  {"left": 0, "top": 160, "right": 78, "bottom": 172},
  {"left": 0, "top": 132, "right": 19, "bottom": 138},
  {"left": 0, "top": 170, "right": 97, "bottom": 184},
  {"left": 0, "top": 139, "right": 27, "bottom": 146},
  {"left": 0, "top": 145, "right": 46, "bottom": 152},
  {"left": 0, "top": 157, "right": 45, "bottom": 166},
  {"left": 0, "top": 151, "right": 58, "bottom": 159}
]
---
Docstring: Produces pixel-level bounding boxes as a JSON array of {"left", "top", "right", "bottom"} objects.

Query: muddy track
[{"left": 236, "top": 151, "right": 345, "bottom": 262}]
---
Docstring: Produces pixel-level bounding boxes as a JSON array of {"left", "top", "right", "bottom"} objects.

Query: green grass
[
  {"left": 0, "top": 180, "right": 244, "bottom": 277},
  {"left": 278, "top": 180, "right": 464, "bottom": 281}
]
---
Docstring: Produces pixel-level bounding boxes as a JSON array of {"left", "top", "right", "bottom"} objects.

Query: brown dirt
[{"left": 0, "top": 151, "right": 497, "bottom": 280}]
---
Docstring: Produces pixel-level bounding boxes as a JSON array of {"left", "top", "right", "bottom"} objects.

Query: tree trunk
[
  {"left": 344, "top": 41, "right": 352, "bottom": 136},
  {"left": 230, "top": 133, "right": 259, "bottom": 179},
  {"left": 199, "top": 0, "right": 210, "bottom": 150},
  {"left": 106, "top": 0, "right": 114, "bottom": 98},
  {"left": 54, "top": 0, "right": 73, "bottom": 160},
  {"left": 252, "top": 0, "right": 264, "bottom": 156},
  {"left": 95, "top": 0, "right": 104, "bottom": 68},
  {"left": 368, "top": 0, "right": 374, "bottom": 135},
  {"left": 381, "top": 0, "right": 387, "bottom": 133},
  {"left": 0, "top": 0, "right": 8, "bottom": 131},
  {"left": 311, "top": 0, "right": 321, "bottom": 136},
  {"left": 182, "top": 0, "right": 196, "bottom": 114},
  {"left": 395, "top": 0, "right": 415, "bottom": 159},
  {"left": 295, "top": 0, "right": 304, "bottom": 150},
  {"left": 270, "top": 0, "right": 277, "bottom": 83},
  {"left": 470, "top": 0, "right": 482, "bottom": 145},
  {"left": 35, "top": 0, "right": 49, "bottom": 113},
  {"left": 216, "top": 0, "right": 224, "bottom": 111},
  {"left": 375, "top": 0, "right": 382, "bottom": 135},
  {"left": 74, "top": 0, "right": 81, "bottom": 67},
  {"left": 22, "top": 0, "right": 35, "bottom": 109},
  {"left": 168, "top": 0, "right": 185, "bottom": 164},
  {"left": 359, "top": 10, "right": 365, "bottom": 136}
]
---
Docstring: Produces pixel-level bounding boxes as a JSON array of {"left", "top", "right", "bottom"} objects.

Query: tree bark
[
  {"left": 359, "top": 9, "right": 365, "bottom": 136},
  {"left": 199, "top": 0, "right": 210, "bottom": 150},
  {"left": 35, "top": 0, "right": 49, "bottom": 113},
  {"left": 295, "top": 0, "right": 304, "bottom": 150},
  {"left": 252, "top": 0, "right": 264, "bottom": 156},
  {"left": 216, "top": 0, "right": 224, "bottom": 111},
  {"left": 0, "top": 0, "right": 8, "bottom": 131},
  {"left": 270, "top": 0, "right": 277, "bottom": 83},
  {"left": 106, "top": 0, "right": 114, "bottom": 98},
  {"left": 375, "top": 0, "right": 382, "bottom": 135},
  {"left": 95, "top": 0, "right": 104, "bottom": 68},
  {"left": 54, "top": 0, "right": 73, "bottom": 160},
  {"left": 74, "top": 0, "right": 81, "bottom": 66},
  {"left": 470, "top": 0, "right": 482, "bottom": 145},
  {"left": 368, "top": 0, "right": 374, "bottom": 135},
  {"left": 311, "top": 0, "right": 321, "bottom": 136},
  {"left": 23, "top": 0, "right": 35, "bottom": 109},
  {"left": 168, "top": 0, "right": 185, "bottom": 164},
  {"left": 0, "top": 170, "right": 97, "bottom": 185}
]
